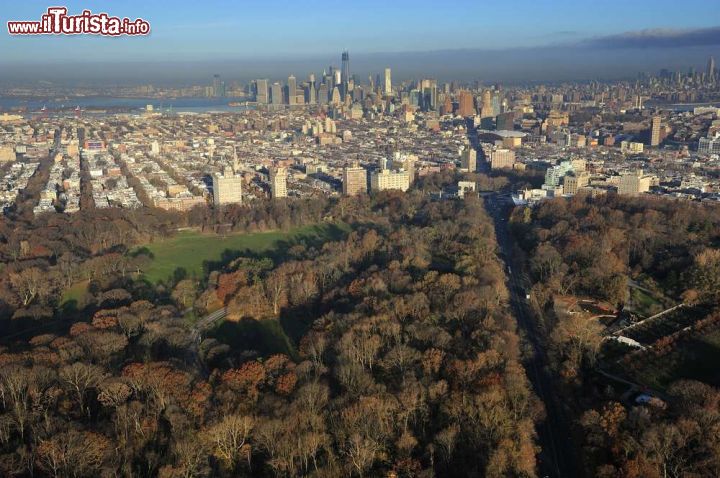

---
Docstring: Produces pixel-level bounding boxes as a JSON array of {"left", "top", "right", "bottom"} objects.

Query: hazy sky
[{"left": 2, "top": 0, "right": 720, "bottom": 83}]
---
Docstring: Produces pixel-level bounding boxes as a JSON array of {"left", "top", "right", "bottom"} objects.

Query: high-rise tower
[
  {"left": 341, "top": 51, "right": 350, "bottom": 101},
  {"left": 650, "top": 115, "right": 661, "bottom": 146},
  {"left": 708, "top": 56, "right": 716, "bottom": 82},
  {"left": 383, "top": 68, "right": 392, "bottom": 96},
  {"left": 287, "top": 75, "right": 297, "bottom": 105}
]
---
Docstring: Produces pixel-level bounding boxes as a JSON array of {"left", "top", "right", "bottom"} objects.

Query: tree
[
  {"left": 36, "top": 430, "right": 110, "bottom": 478},
  {"left": 59, "top": 362, "right": 106, "bottom": 417},
  {"left": 9, "top": 267, "right": 54, "bottom": 306},
  {"left": 206, "top": 414, "right": 254, "bottom": 470}
]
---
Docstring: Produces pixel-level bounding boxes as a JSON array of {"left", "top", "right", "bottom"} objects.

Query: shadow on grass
[
  {"left": 201, "top": 222, "right": 349, "bottom": 278},
  {"left": 208, "top": 317, "right": 297, "bottom": 360}
]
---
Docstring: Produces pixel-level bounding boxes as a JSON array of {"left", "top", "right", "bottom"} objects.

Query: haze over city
[{"left": 2, "top": 0, "right": 720, "bottom": 83}]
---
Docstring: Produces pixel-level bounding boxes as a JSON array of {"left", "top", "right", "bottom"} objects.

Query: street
[{"left": 484, "top": 192, "right": 581, "bottom": 478}]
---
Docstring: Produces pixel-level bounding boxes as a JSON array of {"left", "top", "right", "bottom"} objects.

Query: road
[
  {"left": 187, "top": 306, "right": 228, "bottom": 376},
  {"left": 484, "top": 193, "right": 581, "bottom": 478}
]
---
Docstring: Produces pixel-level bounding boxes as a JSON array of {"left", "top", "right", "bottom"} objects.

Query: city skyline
[{"left": 2, "top": 0, "right": 720, "bottom": 83}]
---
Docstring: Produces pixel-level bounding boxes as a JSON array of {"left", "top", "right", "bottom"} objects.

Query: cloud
[{"left": 582, "top": 26, "right": 720, "bottom": 49}]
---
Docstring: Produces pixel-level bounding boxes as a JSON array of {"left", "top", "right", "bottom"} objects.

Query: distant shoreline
[{"left": 0, "top": 96, "right": 251, "bottom": 113}]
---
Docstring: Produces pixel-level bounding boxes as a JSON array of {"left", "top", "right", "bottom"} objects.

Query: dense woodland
[
  {"left": 0, "top": 190, "right": 541, "bottom": 477},
  {"left": 511, "top": 193, "right": 720, "bottom": 477},
  {"left": 0, "top": 197, "right": 334, "bottom": 323}
]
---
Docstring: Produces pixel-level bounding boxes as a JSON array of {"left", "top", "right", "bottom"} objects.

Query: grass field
[
  {"left": 628, "top": 328, "right": 720, "bottom": 391},
  {"left": 137, "top": 223, "right": 348, "bottom": 284},
  {"left": 60, "top": 280, "right": 89, "bottom": 306},
  {"left": 209, "top": 317, "right": 298, "bottom": 360}
]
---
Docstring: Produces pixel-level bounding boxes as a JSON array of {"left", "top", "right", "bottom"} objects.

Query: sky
[{"left": 1, "top": 0, "right": 720, "bottom": 83}]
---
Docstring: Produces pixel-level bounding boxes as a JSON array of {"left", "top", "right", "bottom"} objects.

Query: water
[
  {"left": 0, "top": 96, "right": 251, "bottom": 114},
  {"left": 644, "top": 101, "right": 720, "bottom": 112}
]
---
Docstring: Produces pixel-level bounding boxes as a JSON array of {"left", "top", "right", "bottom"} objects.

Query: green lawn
[
  {"left": 61, "top": 280, "right": 89, "bottom": 306},
  {"left": 209, "top": 317, "right": 298, "bottom": 360},
  {"left": 630, "top": 327, "right": 720, "bottom": 391},
  {"left": 629, "top": 288, "right": 664, "bottom": 317},
  {"left": 137, "top": 223, "right": 348, "bottom": 284}
]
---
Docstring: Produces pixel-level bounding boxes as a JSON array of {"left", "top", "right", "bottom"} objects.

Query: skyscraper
[
  {"left": 212, "top": 74, "right": 222, "bottom": 98},
  {"left": 307, "top": 74, "right": 317, "bottom": 104},
  {"left": 457, "top": 90, "right": 475, "bottom": 117},
  {"left": 331, "top": 86, "right": 341, "bottom": 105},
  {"left": 270, "top": 167, "right": 288, "bottom": 198},
  {"left": 318, "top": 84, "right": 329, "bottom": 105},
  {"left": 480, "top": 90, "right": 493, "bottom": 118},
  {"left": 708, "top": 56, "right": 716, "bottom": 82},
  {"left": 287, "top": 75, "right": 297, "bottom": 105},
  {"left": 650, "top": 115, "right": 662, "bottom": 146},
  {"left": 383, "top": 68, "right": 392, "bottom": 96},
  {"left": 256, "top": 79, "right": 269, "bottom": 104},
  {"left": 271, "top": 82, "right": 283, "bottom": 107},
  {"left": 341, "top": 51, "right": 350, "bottom": 101}
]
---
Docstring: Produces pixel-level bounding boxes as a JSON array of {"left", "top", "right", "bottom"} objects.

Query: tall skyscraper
[
  {"left": 212, "top": 74, "right": 223, "bottom": 98},
  {"left": 383, "top": 68, "right": 392, "bottom": 95},
  {"left": 481, "top": 90, "right": 493, "bottom": 118},
  {"left": 212, "top": 166, "right": 243, "bottom": 205},
  {"left": 331, "top": 86, "right": 341, "bottom": 105},
  {"left": 307, "top": 74, "right": 317, "bottom": 105},
  {"left": 342, "top": 165, "right": 367, "bottom": 196},
  {"left": 457, "top": 90, "right": 475, "bottom": 117},
  {"left": 650, "top": 115, "right": 662, "bottom": 146},
  {"left": 270, "top": 167, "right": 288, "bottom": 198},
  {"left": 271, "top": 82, "right": 283, "bottom": 106},
  {"left": 256, "top": 79, "right": 269, "bottom": 104},
  {"left": 341, "top": 51, "right": 350, "bottom": 100},
  {"left": 708, "top": 56, "right": 716, "bottom": 82},
  {"left": 287, "top": 75, "right": 297, "bottom": 105},
  {"left": 318, "top": 84, "right": 329, "bottom": 105}
]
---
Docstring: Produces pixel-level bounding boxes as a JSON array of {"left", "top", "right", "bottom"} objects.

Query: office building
[
  {"left": 331, "top": 87, "right": 341, "bottom": 105},
  {"left": 699, "top": 133, "right": 720, "bottom": 155},
  {"left": 0, "top": 145, "right": 15, "bottom": 162},
  {"left": 383, "top": 68, "right": 392, "bottom": 95},
  {"left": 620, "top": 141, "right": 644, "bottom": 154},
  {"left": 708, "top": 56, "right": 716, "bottom": 81},
  {"left": 391, "top": 152, "right": 417, "bottom": 184},
  {"left": 563, "top": 171, "right": 590, "bottom": 195},
  {"left": 543, "top": 160, "right": 574, "bottom": 188},
  {"left": 461, "top": 148, "right": 477, "bottom": 172},
  {"left": 307, "top": 74, "right": 316, "bottom": 104},
  {"left": 490, "top": 149, "right": 516, "bottom": 169},
  {"left": 212, "top": 74, "right": 224, "bottom": 98},
  {"left": 481, "top": 90, "right": 494, "bottom": 118},
  {"left": 457, "top": 90, "right": 475, "bottom": 117},
  {"left": 650, "top": 115, "right": 662, "bottom": 146},
  {"left": 256, "top": 79, "right": 269, "bottom": 104},
  {"left": 341, "top": 51, "right": 350, "bottom": 100},
  {"left": 287, "top": 75, "right": 297, "bottom": 105},
  {"left": 318, "top": 84, "right": 329, "bottom": 105},
  {"left": 496, "top": 111, "right": 515, "bottom": 131},
  {"left": 271, "top": 82, "right": 283, "bottom": 106},
  {"left": 342, "top": 165, "right": 367, "bottom": 195},
  {"left": 370, "top": 168, "right": 410, "bottom": 192},
  {"left": 212, "top": 166, "right": 242, "bottom": 205},
  {"left": 618, "top": 169, "right": 652, "bottom": 196},
  {"left": 270, "top": 166, "right": 288, "bottom": 198}
]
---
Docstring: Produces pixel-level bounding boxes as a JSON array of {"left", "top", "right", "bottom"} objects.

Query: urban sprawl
[{"left": 1, "top": 52, "right": 720, "bottom": 217}]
